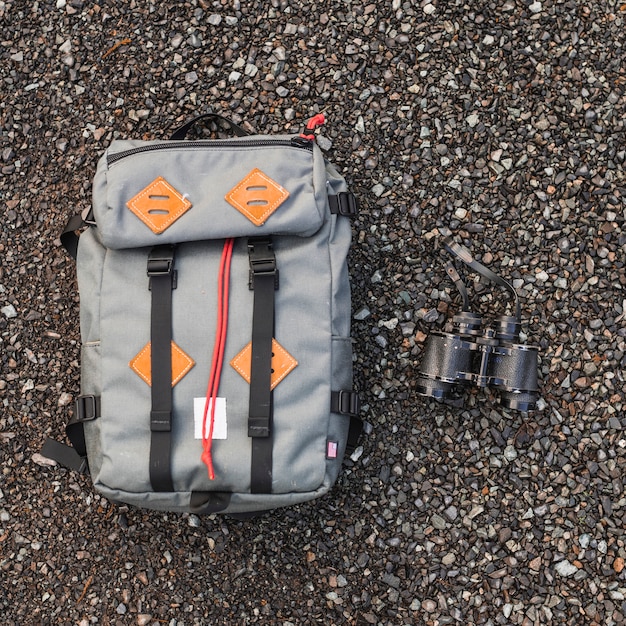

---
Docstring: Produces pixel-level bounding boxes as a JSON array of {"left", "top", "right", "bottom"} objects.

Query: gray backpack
[{"left": 43, "top": 114, "right": 362, "bottom": 516}]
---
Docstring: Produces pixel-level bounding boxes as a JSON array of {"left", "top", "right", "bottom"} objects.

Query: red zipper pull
[{"left": 299, "top": 113, "right": 326, "bottom": 140}]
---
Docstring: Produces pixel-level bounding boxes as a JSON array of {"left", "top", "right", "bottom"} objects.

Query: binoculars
[{"left": 416, "top": 237, "right": 539, "bottom": 412}]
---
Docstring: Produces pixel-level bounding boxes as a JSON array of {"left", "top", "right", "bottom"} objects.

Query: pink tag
[{"left": 327, "top": 441, "right": 338, "bottom": 459}]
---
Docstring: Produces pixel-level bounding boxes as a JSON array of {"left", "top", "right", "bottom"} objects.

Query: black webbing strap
[
  {"left": 247, "top": 238, "right": 278, "bottom": 494},
  {"left": 66, "top": 394, "right": 100, "bottom": 458},
  {"left": 346, "top": 416, "right": 364, "bottom": 457},
  {"left": 41, "top": 438, "right": 87, "bottom": 473},
  {"left": 147, "top": 245, "right": 177, "bottom": 492},
  {"left": 40, "top": 394, "right": 101, "bottom": 473},
  {"left": 60, "top": 209, "right": 96, "bottom": 260}
]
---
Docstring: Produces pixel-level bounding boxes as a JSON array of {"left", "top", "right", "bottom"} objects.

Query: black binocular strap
[
  {"left": 247, "top": 238, "right": 278, "bottom": 494},
  {"left": 443, "top": 262, "right": 470, "bottom": 312},
  {"left": 442, "top": 236, "right": 521, "bottom": 320},
  {"left": 147, "top": 246, "right": 177, "bottom": 492}
]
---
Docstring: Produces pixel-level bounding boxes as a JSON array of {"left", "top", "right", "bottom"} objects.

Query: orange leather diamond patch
[
  {"left": 230, "top": 338, "right": 297, "bottom": 390},
  {"left": 225, "top": 168, "right": 289, "bottom": 226},
  {"left": 126, "top": 176, "right": 192, "bottom": 234},
  {"left": 130, "top": 341, "right": 195, "bottom": 387}
]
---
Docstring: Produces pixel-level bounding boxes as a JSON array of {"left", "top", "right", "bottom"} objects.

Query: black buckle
[
  {"left": 147, "top": 246, "right": 177, "bottom": 288},
  {"left": 330, "top": 193, "right": 358, "bottom": 217},
  {"left": 248, "top": 238, "right": 279, "bottom": 290},
  {"left": 74, "top": 395, "right": 99, "bottom": 422},
  {"left": 147, "top": 247, "right": 175, "bottom": 276},
  {"left": 333, "top": 390, "right": 361, "bottom": 416},
  {"left": 147, "top": 258, "right": 173, "bottom": 276}
]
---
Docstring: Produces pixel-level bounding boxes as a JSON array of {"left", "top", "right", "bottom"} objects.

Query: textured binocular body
[{"left": 416, "top": 312, "right": 538, "bottom": 411}]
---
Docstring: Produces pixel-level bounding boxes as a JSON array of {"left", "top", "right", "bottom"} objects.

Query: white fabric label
[{"left": 193, "top": 397, "right": 227, "bottom": 440}]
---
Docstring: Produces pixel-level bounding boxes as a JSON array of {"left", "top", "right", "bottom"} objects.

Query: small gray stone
[
  {"left": 1, "top": 304, "right": 17, "bottom": 318},
  {"left": 431, "top": 513, "right": 447, "bottom": 530},
  {"left": 423, "top": 309, "right": 439, "bottom": 323},
  {"left": 354, "top": 307, "right": 371, "bottom": 320},
  {"left": 371, "top": 183, "right": 384, "bottom": 197},
  {"left": 371, "top": 270, "right": 383, "bottom": 284},
  {"left": 555, "top": 560, "right": 578, "bottom": 577},
  {"left": 316, "top": 135, "right": 332, "bottom": 151},
  {"left": 466, "top": 113, "right": 479, "bottom": 128},
  {"left": 503, "top": 445, "right": 518, "bottom": 461},
  {"left": 422, "top": 599, "right": 437, "bottom": 612},
  {"left": 380, "top": 318, "right": 398, "bottom": 330},
  {"left": 444, "top": 506, "right": 458, "bottom": 521}
]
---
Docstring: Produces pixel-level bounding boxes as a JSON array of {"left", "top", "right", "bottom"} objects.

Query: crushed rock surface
[{"left": 1, "top": 1, "right": 625, "bottom": 624}]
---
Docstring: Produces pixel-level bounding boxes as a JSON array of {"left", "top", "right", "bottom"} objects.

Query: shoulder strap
[
  {"left": 147, "top": 246, "right": 177, "bottom": 492},
  {"left": 247, "top": 237, "right": 278, "bottom": 493}
]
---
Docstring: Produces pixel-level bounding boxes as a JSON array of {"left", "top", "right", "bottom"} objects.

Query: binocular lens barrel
[
  {"left": 415, "top": 332, "right": 473, "bottom": 399},
  {"left": 493, "top": 315, "right": 521, "bottom": 342},
  {"left": 488, "top": 343, "right": 539, "bottom": 411}
]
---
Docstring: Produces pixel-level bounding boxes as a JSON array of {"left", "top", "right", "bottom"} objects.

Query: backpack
[{"left": 43, "top": 113, "right": 362, "bottom": 516}]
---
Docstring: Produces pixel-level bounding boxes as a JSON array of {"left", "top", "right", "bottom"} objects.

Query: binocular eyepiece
[{"left": 416, "top": 237, "right": 539, "bottom": 412}]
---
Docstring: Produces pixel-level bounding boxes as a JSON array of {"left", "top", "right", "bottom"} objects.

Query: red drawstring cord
[{"left": 201, "top": 237, "right": 234, "bottom": 480}]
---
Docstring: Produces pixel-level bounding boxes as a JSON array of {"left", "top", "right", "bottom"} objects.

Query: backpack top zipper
[{"left": 107, "top": 136, "right": 313, "bottom": 166}]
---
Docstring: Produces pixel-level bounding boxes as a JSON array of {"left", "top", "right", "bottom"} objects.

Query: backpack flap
[{"left": 93, "top": 136, "right": 327, "bottom": 249}]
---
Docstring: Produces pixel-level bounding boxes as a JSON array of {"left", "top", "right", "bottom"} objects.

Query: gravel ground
[{"left": 1, "top": 0, "right": 625, "bottom": 624}]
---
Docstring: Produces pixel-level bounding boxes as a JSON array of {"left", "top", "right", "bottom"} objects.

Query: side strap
[
  {"left": 331, "top": 390, "right": 363, "bottom": 457},
  {"left": 247, "top": 238, "right": 278, "bottom": 494},
  {"left": 147, "top": 246, "right": 176, "bottom": 492},
  {"left": 60, "top": 209, "right": 96, "bottom": 259},
  {"left": 39, "top": 394, "right": 100, "bottom": 474},
  {"left": 40, "top": 438, "right": 88, "bottom": 473},
  {"left": 346, "top": 416, "right": 364, "bottom": 457},
  {"left": 329, "top": 192, "right": 358, "bottom": 217},
  {"left": 330, "top": 390, "right": 360, "bottom": 416},
  {"left": 66, "top": 394, "right": 100, "bottom": 457}
]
